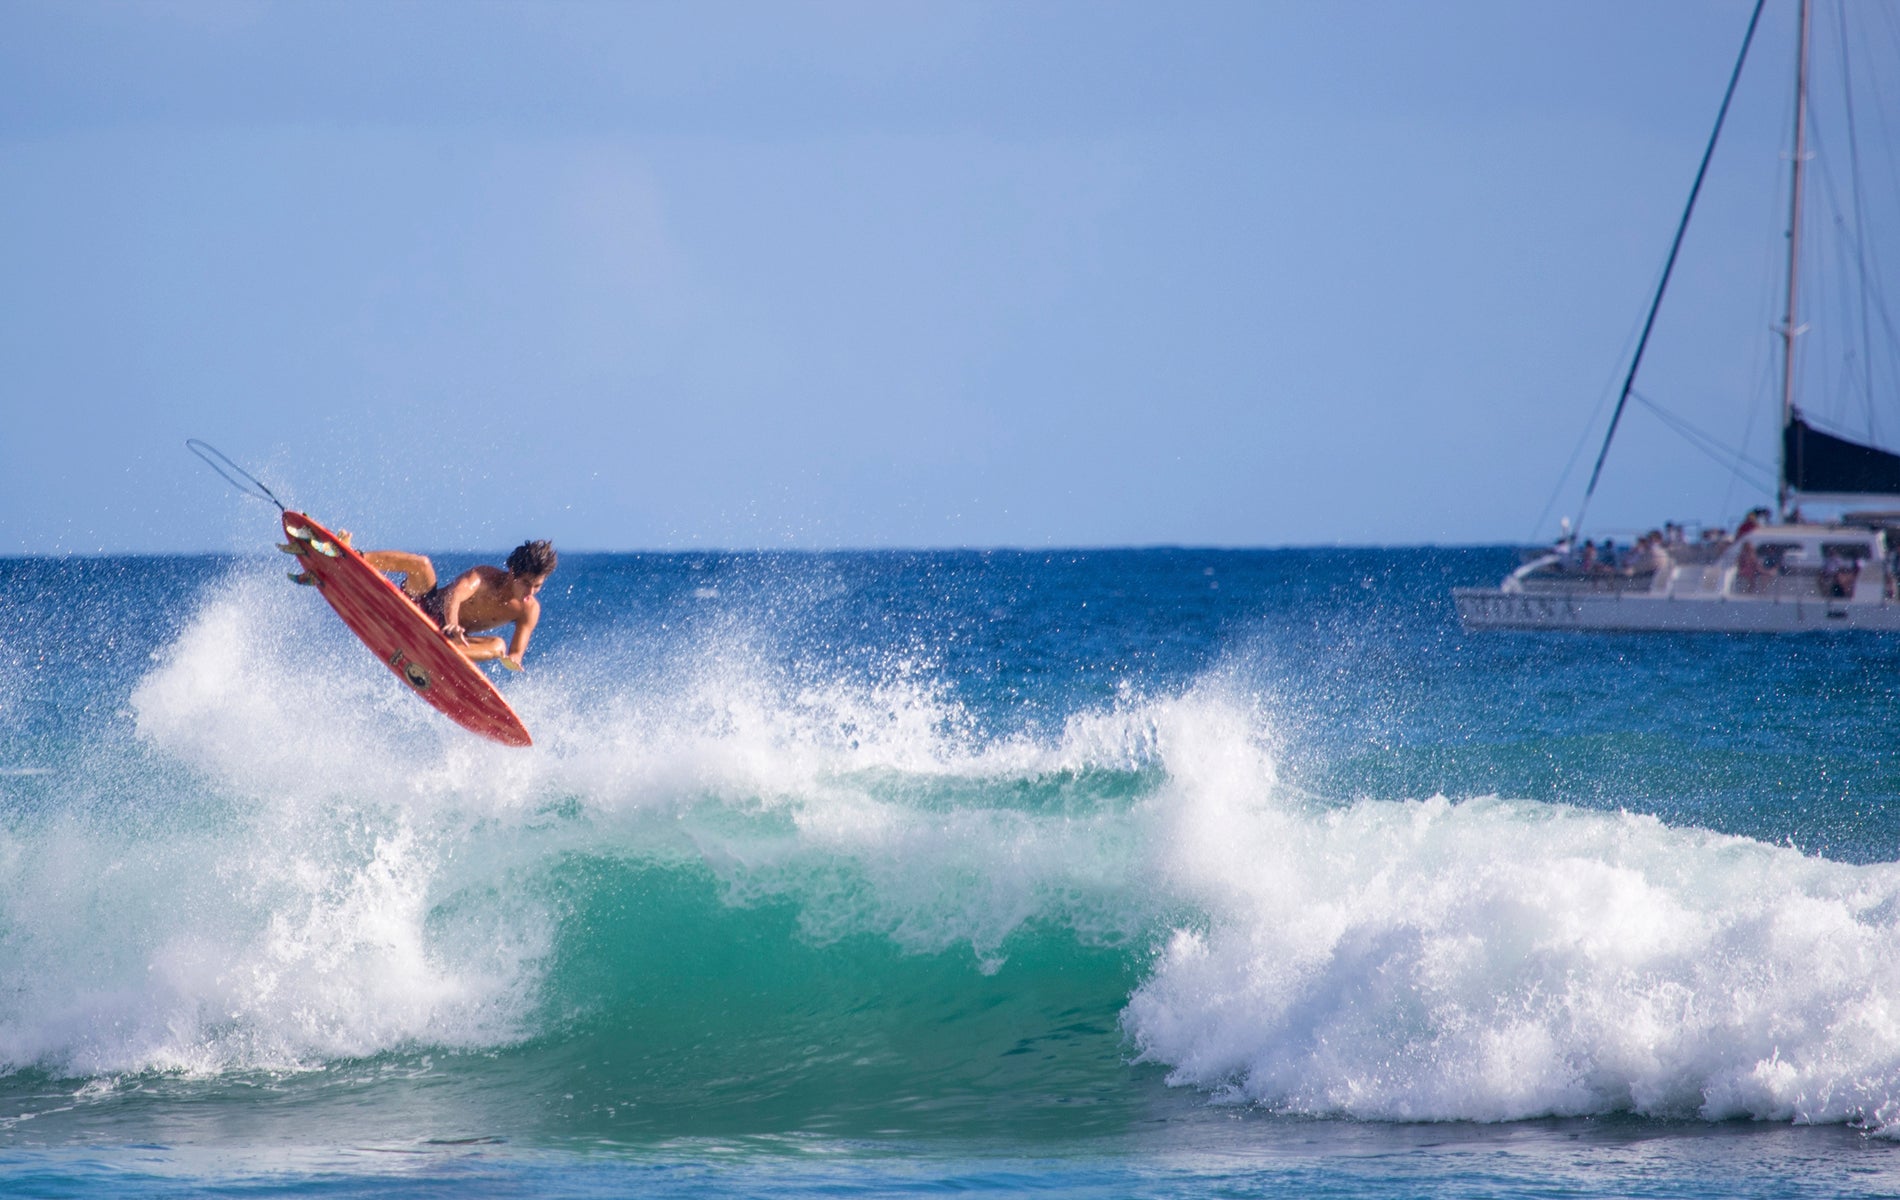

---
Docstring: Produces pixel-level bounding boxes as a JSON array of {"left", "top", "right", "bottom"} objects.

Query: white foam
[
  {"left": 0, "top": 569, "right": 551, "bottom": 1078},
  {"left": 1126, "top": 780, "right": 1900, "bottom": 1126},
  {"left": 0, "top": 791, "right": 548, "bottom": 1078},
  {"left": 15, "top": 567, "right": 1900, "bottom": 1135},
  {"left": 128, "top": 573, "right": 507, "bottom": 801},
  {"left": 487, "top": 627, "right": 1176, "bottom": 963}
]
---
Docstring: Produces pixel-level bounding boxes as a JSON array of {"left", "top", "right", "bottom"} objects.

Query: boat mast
[{"left": 1779, "top": 0, "right": 1812, "bottom": 520}]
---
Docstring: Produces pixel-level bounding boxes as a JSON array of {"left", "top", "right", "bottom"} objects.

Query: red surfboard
[{"left": 280, "top": 511, "right": 533, "bottom": 747}]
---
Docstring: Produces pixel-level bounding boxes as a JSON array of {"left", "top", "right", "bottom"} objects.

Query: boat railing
[
  {"left": 1513, "top": 566, "right": 1665, "bottom": 594},
  {"left": 1726, "top": 565, "right": 1866, "bottom": 601},
  {"left": 1511, "top": 551, "right": 1887, "bottom": 600}
]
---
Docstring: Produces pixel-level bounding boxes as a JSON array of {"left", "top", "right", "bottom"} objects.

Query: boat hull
[{"left": 1452, "top": 586, "right": 1900, "bottom": 632}]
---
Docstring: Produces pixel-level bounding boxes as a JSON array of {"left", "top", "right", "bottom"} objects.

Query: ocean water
[{"left": 5, "top": 544, "right": 1900, "bottom": 1196}]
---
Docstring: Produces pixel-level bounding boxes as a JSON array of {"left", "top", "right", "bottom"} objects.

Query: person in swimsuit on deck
[{"left": 355, "top": 539, "right": 558, "bottom": 671}]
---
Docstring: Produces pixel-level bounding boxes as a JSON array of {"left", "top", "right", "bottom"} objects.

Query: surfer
[{"left": 353, "top": 539, "right": 558, "bottom": 671}]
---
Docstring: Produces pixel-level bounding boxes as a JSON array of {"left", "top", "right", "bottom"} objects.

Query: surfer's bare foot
[{"left": 498, "top": 656, "right": 523, "bottom": 672}]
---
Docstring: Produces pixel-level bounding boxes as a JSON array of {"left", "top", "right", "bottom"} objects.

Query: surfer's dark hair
[{"left": 507, "top": 539, "right": 558, "bottom": 578}]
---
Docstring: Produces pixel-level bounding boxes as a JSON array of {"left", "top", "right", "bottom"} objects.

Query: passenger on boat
[
  {"left": 1735, "top": 507, "right": 1771, "bottom": 539},
  {"left": 1619, "top": 533, "right": 1648, "bottom": 576},
  {"left": 1737, "top": 540, "right": 1768, "bottom": 593},
  {"left": 1589, "top": 540, "right": 1608, "bottom": 573},
  {"left": 1642, "top": 532, "right": 1672, "bottom": 576},
  {"left": 1822, "top": 549, "right": 1857, "bottom": 599}
]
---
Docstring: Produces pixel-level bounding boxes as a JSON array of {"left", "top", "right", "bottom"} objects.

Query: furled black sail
[{"left": 1783, "top": 411, "right": 1900, "bottom": 497}]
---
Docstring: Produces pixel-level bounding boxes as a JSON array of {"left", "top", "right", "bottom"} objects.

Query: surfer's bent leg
[
  {"left": 452, "top": 636, "right": 509, "bottom": 663},
  {"left": 361, "top": 551, "right": 438, "bottom": 595}
]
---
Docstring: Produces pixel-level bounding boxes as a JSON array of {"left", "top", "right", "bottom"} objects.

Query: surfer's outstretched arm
[{"left": 503, "top": 600, "right": 541, "bottom": 669}]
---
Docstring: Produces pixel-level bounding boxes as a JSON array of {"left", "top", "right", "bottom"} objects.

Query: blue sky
[{"left": 2, "top": 0, "right": 1887, "bottom": 553}]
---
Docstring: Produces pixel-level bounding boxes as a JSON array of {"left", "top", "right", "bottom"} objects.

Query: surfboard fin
[
  {"left": 277, "top": 542, "right": 306, "bottom": 556},
  {"left": 287, "top": 571, "right": 316, "bottom": 586}
]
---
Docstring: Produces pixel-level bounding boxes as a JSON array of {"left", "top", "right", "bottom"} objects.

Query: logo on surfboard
[{"left": 389, "top": 650, "right": 432, "bottom": 691}]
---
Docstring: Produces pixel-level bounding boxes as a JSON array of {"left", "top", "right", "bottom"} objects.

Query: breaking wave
[{"left": 4, "top": 562, "right": 1900, "bottom": 1134}]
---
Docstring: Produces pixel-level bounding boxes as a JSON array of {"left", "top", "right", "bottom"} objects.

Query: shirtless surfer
[
  {"left": 370, "top": 540, "right": 556, "bottom": 670},
  {"left": 298, "top": 537, "right": 558, "bottom": 670}
]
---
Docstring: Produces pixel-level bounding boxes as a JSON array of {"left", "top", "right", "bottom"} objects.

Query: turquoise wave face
[
  {"left": 7, "top": 549, "right": 1900, "bottom": 1149},
  {"left": 518, "top": 858, "right": 1151, "bottom": 1139}
]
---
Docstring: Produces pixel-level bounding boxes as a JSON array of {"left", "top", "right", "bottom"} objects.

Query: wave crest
[
  {"left": 1128, "top": 792, "right": 1900, "bottom": 1125},
  {"left": 13, "top": 565, "right": 1900, "bottom": 1134}
]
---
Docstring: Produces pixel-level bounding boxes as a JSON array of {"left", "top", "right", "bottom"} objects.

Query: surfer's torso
[{"left": 425, "top": 564, "right": 542, "bottom": 634}]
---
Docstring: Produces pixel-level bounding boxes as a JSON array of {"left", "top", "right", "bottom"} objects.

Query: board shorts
[{"left": 412, "top": 586, "right": 448, "bottom": 629}]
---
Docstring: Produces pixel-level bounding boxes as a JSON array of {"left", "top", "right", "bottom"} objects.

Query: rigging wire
[
  {"left": 185, "top": 439, "right": 287, "bottom": 512},
  {"left": 1628, "top": 390, "right": 1778, "bottom": 493},
  {"left": 1801, "top": 11, "right": 1900, "bottom": 453},
  {"left": 1834, "top": 1, "right": 1900, "bottom": 460},
  {"left": 1720, "top": 277, "right": 1780, "bottom": 522},
  {"left": 1804, "top": 121, "right": 1862, "bottom": 431},
  {"left": 1574, "top": 0, "right": 1768, "bottom": 536},
  {"left": 1837, "top": 0, "right": 1879, "bottom": 440},
  {"left": 1526, "top": 311, "right": 1653, "bottom": 543}
]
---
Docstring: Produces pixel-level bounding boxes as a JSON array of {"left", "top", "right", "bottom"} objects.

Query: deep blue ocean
[{"left": 6, "top": 542, "right": 1900, "bottom": 1197}]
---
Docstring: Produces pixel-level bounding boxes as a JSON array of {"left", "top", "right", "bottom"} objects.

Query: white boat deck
[{"left": 1455, "top": 524, "right": 1900, "bottom": 631}]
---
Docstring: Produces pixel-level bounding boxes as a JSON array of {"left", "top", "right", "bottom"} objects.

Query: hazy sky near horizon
[{"left": 2, "top": 0, "right": 1888, "bottom": 554}]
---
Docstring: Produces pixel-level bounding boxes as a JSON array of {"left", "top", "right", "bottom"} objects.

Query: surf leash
[{"left": 185, "top": 439, "right": 288, "bottom": 513}]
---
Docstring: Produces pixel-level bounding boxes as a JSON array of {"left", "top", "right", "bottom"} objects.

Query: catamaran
[{"left": 1456, "top": 0, "right": 1900, "bottom": 633}]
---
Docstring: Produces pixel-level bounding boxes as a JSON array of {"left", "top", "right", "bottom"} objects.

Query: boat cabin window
[
  {"left": 1736, "top": 537, "right": 1877, "bottom": 577},
  {"left": 1822, "top": 542, "right": 1872, "bottom": 560},
  {"left": 1754, "top": 543, "right": 1800, "bottom": 570}
]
